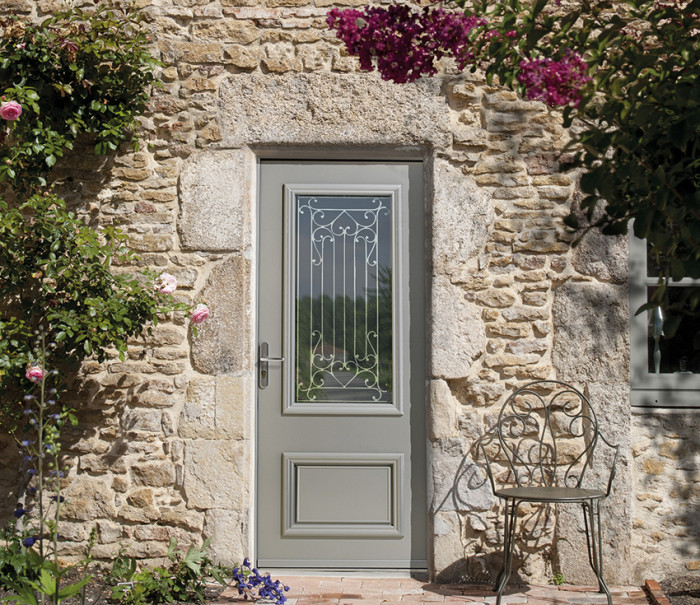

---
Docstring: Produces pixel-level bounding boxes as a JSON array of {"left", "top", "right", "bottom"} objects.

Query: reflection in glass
[
  {"left": 646, "top": 286, "right": 700, "bottom": 374},
  {"left": 295, "top": 195, "right": 393, "bottom": 403}
]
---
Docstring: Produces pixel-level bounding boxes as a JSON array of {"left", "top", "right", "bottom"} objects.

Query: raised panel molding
[{"left": 282, "top": 453, "right": 403, "bottom": 538}]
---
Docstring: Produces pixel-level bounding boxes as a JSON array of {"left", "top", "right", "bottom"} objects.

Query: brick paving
[{"left": 214, "top": 576, "right": 652, "bottom": 605}]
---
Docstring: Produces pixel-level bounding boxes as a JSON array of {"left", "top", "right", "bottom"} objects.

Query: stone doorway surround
[{"left": 176, "top": 71, "right": 633, "bottom": 584}]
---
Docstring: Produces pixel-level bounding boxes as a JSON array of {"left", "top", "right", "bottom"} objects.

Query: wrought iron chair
[{"left": 479, "top": 380, "right": 619, "bottom": 605}]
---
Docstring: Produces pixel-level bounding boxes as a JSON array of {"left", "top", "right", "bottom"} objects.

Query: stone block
[
  {"left": 132, "top": 461, "right": 176, "bottom": 487},
  {"left": 204, "top": 509, "right": 246, "bottom": 566},
  {"left": 183, "top": 441, "right": 249, "bottom": 510},
  {"left": 62, "top": 476, "right": 117, "bottom": 521},
  {"left": 178, "top": 149, "right": 253, "bottom": 252},
  {"left": 431, "top": 439, "right": 494, "bottom": 513},
  {"left": 223, "top": 45, "right": 259, "bottom": 69},
  {"left": 431, "top": 278, "right": 485, "bottom": 380},
  {"left": 159, "top": 507, "right": 205, "bottom": 532},
  {"left": 218, "top": 72, "right": 452, "bottom": 149},
  {"left": 572, "top": 231, "right": 628, "bottom": 284},
  {"left": 122, "top": 408, "right": 162, "bottom": 433},
  {"left": 190, "top": 255, "right": 252, "bottom": 374},
  {"left": 261, "top": 43, "right": 303, "bottom": 72},
  {"left": 97, "top": 520, "right": 124, "bottom": 544},
  {"left": 552, "top": 282, "right": 629, "bottom": 382},
  {"left": 191, "top": 20, "right": 259, "bottom": 43},
  {"left": 432, "top": 159, "right": 493, "bottom": 274},
  {"left": 429, "top": 380, "right": 459, "bottom": 441}
]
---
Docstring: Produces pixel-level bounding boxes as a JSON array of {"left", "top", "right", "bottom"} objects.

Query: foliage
[
  {"left": 0, "top": 193, "right": 189, "bottom": 425},
  {"left": 0, "top": 1, "right": 207, "bottom": 426},
  {"left": 551, "top": 571, "right": 567, "bottom": 586},
  {"left": 110, "top": 538, "right": 229, "bottom": 605},
  {"left": 328, "top": 0, "right": 700, "bottom": 315},
  {"left": 0, "top": 334, "right": 95, "bottom": 605},
  {"left": 0, "top": 1, "right": 160, "bottom": 189}
]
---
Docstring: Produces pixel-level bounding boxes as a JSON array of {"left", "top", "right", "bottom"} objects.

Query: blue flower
[
  {"left": 23, "top": 395, "right": 35, "bottom": 401},
  {"left": 20, "top": 440, "right": 32, "bottom": 447},
  {"left": 13, "top": 509, "right": 26, "bottom": 518},
  {"left": 22, "top": 537, "right": 36, "bottom": 547},
  {"left": 27, "top": 487, "right": 36, "bottom": 495}
]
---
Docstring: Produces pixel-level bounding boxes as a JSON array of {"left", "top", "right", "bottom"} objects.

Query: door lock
[{"left": 258, "top": 342, "right": 284, "bottom": 389}]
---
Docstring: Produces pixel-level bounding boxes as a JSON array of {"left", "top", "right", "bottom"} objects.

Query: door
[{"left": 257, "top": 160, "right": 426, "bottom": 569}]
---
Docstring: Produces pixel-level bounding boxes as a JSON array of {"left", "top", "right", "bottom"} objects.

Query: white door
[{"left": 257, "top": 161, "right": 426, "bottom": 568}]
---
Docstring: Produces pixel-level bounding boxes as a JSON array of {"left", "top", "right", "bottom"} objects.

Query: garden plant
[
  {"left": 328, "top": 0, "right": 700, "bottom": 328},
  {"left": 0, "top": 1, "right": 286, "bottom": 603}
]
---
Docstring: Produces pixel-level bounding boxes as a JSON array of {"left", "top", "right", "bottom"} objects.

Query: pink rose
[
  {"left": 190, "top": 303, "right": 210, "bottom": 324},
  {"left": 0, "top": 101, "right": 22, "bottom": 121},
  {"left": 25, "top": 365, "right": 44, "bottom": 383},
  {"left": 154, "top": 272, "right": 177, "bottom": 294}
]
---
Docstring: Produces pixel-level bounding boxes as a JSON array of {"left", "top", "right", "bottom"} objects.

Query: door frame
[{"left": 253, "top": 151, "right": 431, "bottom": 571}]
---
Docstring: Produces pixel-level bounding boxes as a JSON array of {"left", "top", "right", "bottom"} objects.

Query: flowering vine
[
  {"left": 0, "top": 2, "right": 210, "bottom": 424},
  {"left": 328, "top": 0, "right": 700, "bottom": 317}
]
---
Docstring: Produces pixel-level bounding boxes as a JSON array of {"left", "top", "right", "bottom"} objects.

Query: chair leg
[
  {"left": 494, "top": 499, "right": 520, "bottom": 605},
  {"left": 582, "top": 500, "right": 612, "bottom": 605}
]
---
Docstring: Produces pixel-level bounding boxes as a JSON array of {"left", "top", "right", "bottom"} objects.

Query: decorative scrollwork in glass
[{"left": 295, "top": 195, "right": 393, "bottom": 403}]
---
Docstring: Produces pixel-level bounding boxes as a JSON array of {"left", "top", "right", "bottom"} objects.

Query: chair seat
[{"left": 495, "top": 486, "right": 607, "bottom": 503}]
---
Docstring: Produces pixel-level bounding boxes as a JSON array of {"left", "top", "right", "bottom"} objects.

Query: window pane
[
  {"left": 646, "top": 287, "right": 700, "bottom": 374},
  {"left": 295, "top": 194, "right": 393, "bottom": 403}
]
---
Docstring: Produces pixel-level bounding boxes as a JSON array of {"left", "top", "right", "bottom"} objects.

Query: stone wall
[
  {"left": 631, "top": 410, "right": 700, "bottom": 580},
  {"left": 0, "top": 0, "right": 696, "bottom": 586}
]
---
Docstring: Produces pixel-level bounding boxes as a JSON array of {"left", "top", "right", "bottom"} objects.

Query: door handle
[{"left": 259, "top": 342, "right": 284, "bottom": 389}]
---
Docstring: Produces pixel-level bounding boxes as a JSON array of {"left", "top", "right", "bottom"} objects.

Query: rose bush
[{"left": 0, "top": 2, "right": 210, "bottom": 426}]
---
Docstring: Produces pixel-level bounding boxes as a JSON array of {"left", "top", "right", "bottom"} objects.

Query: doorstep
[{"left": 213, "top": 576, "right": 653, "bottom": 605}]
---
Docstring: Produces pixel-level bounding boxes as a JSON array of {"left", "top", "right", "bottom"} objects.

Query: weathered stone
[
  {"left": 431, "top": 440, "right": 494, "bottom": 513},
  {"left": 429, "top": 380, "right": 458, "bottom": 440},
  {"left": 191, "top": 20, "right": 259, "bottom": 43},
  {"left": 218, "top": 72, "right": 452, "bottom": 148},
  {"left": 261, "top": 43, "right": 303, "bottom": 72},
  {"left": 97, "top": 520, "right": 124, "bottom": 544},
  {"left": 178, "top": 149, "right": 253, "bottom": 252},
  {"left": 62, "top": 477, "right": 117, "bottom": 521},
  {"left": 159, "top": 507, "right": 205, "bottom": 532},
  {"left": 474, "top": 289, "right": 516, "bottom": 308},
  {"left": 204, "top": 509, "right": 246, "bottom": 566},
  {"left": 433, "top": 159, "right": 493, "bottom": 273},
  {"left": 223, "top": 45, "right": 259, "bottom": 69},
  {"left": 183, "top": 441, "right": 249, "bottom": 509},
  {"left": 133, "top": 461, "right": 176, "bottom": 487},
  {"left": 127, "top": 487, "right": 154, "bottom": 508},
  {"left": 552, "top": 282, "right": 629, "bottom": 382},
  {"left": 190, "top": 255, "right": 252, "bottom": 374},
  {"left": 572, "top": 231, "right": 628, "bottom": 284},
  {"left": 122, "top": 408, "right": 163, "bottom": 433},
  {"left": 431, "top": 279, "right": 485, "bottom": 380},
  {"left": 178, "top": 375, "right": 248, "bottom": 440}
]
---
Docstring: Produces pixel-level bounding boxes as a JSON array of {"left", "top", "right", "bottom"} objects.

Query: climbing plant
[
  {"left": 0, "top": 1, "right": 206, "bottom": 426},
  {"left": 328, "top": 0, "right": 700, "bottom": 317}
]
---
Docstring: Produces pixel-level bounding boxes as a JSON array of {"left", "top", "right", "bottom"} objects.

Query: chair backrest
[{"left": 485, "top": 380, "right": 600, "bottom": 489}]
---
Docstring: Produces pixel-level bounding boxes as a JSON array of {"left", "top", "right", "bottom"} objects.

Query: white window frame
[{"left": 629, "top": 234, "right": 700, "bottom": 407}]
